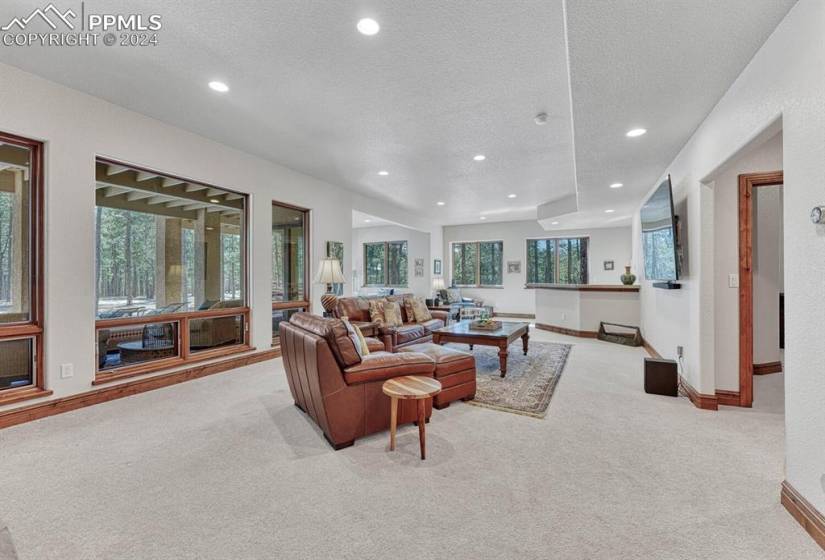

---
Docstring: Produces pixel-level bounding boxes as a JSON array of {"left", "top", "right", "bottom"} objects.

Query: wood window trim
[
  {"left": 738, "top": 170, "right": 783, "bottom": 408},
  {"left": 450, "top": 240, "right": 504, "bottom": 288},
  {"left": 525, "top": 236, "right": 589, "bottom": 285},
  {"left": 93, "top": 158, "right": 251, "bottom": 385},
  {"left": 95, "top": 307, "right": 250, "bottom": 384},
  {"left": 271, "top": 200, "right": 310, "bottom": 308},
  {"left": 0, "top": 131, "right": 45, "bottom": 405},
  {"left": 363, "top": 240, "right": 408, "bottom": 288}
]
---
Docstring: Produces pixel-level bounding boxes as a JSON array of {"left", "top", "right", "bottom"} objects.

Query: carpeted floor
[{"left": 0, "top": 327, "right": 820, "bottom": 560}]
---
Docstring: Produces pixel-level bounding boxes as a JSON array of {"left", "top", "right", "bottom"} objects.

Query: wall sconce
[{"left": 811, "top": 206, "right": 825, "bottom": 224}]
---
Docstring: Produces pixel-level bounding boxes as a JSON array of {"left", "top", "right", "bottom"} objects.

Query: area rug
[{"left": 446, "top": 341, "right": 572, "bottom": 418}]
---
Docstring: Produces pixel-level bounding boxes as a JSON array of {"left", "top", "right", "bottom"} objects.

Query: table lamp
[{"left": 432, "top": 276, "right": 446, "bottom": 304}]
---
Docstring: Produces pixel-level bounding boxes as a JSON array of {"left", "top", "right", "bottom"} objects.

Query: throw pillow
[
  {"left": 341, "top": 317, "right": 370, "bottom": 357},
  {"left": 368, "top": 299, "right": 387, "bottom": 326},
  {"left": 402, "top": 296, "right": 416, "bottom": 323},
  {"left": 382, "top": 301, "right": 404, "bottom": 327},
  {"left": 412, "top": 297, "right": 433, "bottom": 322}
]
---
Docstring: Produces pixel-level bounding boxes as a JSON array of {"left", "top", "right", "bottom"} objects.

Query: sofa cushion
[
  {"left": 289, "top": 313, "right": 361, "bottom": 368},
  {"left": 411, "top": 297, "right": 433, "bottom": 322},
  {"left": 336, "top": 296, "right": 372, "bottom": 323},
  {"left": 401, "top": 297, "right": 416, "bottom": 323},
  {"left": 383, "top": 301, "right": 404, "bottom": 327},
  {"left": 395, "top": 324, "right": 427, "bottom": 346},
  {"left": 365, "top": 337, "right": 385, "bottom": 353},
  {"left": 368, "top": 299, "right": 387, "bottom": 326},
  {"left": 419, "top": 318, "right": 445, "bottom": 335},
  {"left": 343, "top": 352, "right": 435, "bottom": 385},
  {"left": 398, "top": 343, "right": 475, "bottom": 377}
]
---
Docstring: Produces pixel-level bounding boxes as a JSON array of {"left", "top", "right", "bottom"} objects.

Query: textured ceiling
[
  {"left": 0, "top": 0, "right": 796, "bottom": 228},
  {"left": 554, "top": 0, "right": 796, "bottom": 230}
]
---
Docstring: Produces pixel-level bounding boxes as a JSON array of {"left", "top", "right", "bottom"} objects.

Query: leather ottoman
[{"left": 397, "top": 343, "right": 476, "bottom": 409}]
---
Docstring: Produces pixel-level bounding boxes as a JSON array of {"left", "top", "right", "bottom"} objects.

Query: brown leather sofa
[
  {"left": 280, "top": 312, "right": 437, "bottom": 449},
  {"left": 331, "top": 295, "right": 449, "bottom": 352}
]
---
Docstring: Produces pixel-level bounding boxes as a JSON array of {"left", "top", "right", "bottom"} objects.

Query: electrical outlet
[
  {"left": 60, "top": 363, "right": 74, "bottom": 379},
  {"left": 728, "top": 274, "right": 739, "bottom": 288},
  {"left": 676, "top": 346, "right": 683, "bottom": 358}
]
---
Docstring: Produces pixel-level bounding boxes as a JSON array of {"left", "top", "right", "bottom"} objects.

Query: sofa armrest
[
  {"left": 429, "top": 310, "right": 449, "bottom": 323},
  {"left": 364, "top": 337, "right": 385, "bottom": 353},
  {"left": 343, "top": 352, "right": 435, "bottom": 385},
  {"left": 379, "top": 325, "right": 398, "bottom": 352},
  {"left": 352, "top": 320, "right": 380, "bottom": 337}
]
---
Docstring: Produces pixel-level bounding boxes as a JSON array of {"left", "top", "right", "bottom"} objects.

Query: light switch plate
[
  {"left": 60, "top": 363, "right": 73, "bottom": 379},
  {"left": 728, "top": 274, "right": 739, "bottom": 288}
]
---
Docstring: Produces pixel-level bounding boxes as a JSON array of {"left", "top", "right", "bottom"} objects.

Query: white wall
[
  {"left": 352, "top": 224, "right": 431, "bottom": 297},
  {"left": 443, "top": 220, "right": 632, "bottom": 315},
  {"left": 631, "top": 0, "right": 825, "bottom": 515},
  {"left": 0, "top": 63, "right": 437, "bottom": 411},
  {"left": 708, "top": 132, "right": 783, "bottom": 391}
]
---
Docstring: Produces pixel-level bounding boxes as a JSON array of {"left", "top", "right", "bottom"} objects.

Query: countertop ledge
[{"left": 527, "top": 284, "right": 640, "bottom": 292}]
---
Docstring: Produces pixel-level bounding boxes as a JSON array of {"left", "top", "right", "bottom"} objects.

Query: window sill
[
  {"left": 0, "top": 386, "right": 53, "bottom": 407},
  {"left": 93, "top": 344, "right": 254, "bottom": 385}
]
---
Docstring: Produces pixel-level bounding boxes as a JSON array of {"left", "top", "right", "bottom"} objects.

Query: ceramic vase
[{"left": 620, "top": 265, "right": 636, "bottom": 285}]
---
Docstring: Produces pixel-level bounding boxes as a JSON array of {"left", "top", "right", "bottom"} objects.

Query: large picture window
[
  {"left": 364, "top": 241, "right": 407, "bottom": 287},
  {"left": 272, "top": 202, "right": 309, "bottom": 345},
  {"left": 451, "top": 241, "right": 503, "bottom": 287},
  {"left": 0, "top": 132, "right": 45, "bottom": 404},
  {"left": 526, "top": 237, "right": 588, "bottom": 285},
  {"left": 94, "top": 158, "right": 249, "bottom": 382}
]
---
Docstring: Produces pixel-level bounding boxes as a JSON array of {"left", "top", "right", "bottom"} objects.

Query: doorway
[{"left": 738, "top": 171, "right": 783, "bottom": 407}]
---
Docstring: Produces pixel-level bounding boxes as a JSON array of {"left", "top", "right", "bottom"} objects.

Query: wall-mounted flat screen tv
[{"left": 640, "top": 175, "right": 680, "bottom": 281}]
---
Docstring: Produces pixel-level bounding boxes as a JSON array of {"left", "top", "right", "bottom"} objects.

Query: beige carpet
[{"left": 0, "top": 327, "right": 820, "bottom": 560}]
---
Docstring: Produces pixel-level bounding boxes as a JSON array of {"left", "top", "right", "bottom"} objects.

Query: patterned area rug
[{"left": 446, "top": 341, "right": 572, "bottom": 418}]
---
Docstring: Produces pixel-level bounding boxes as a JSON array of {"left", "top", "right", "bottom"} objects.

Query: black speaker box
[{"left": 644, "top": 357, "right": 678, "bottom": 397}]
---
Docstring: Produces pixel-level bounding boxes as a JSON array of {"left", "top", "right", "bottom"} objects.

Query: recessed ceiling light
[
  {"left": 357, "top": 18, "right": 380, "bottom": 36},
  {"left": 507, "top": 193, "right": 517, "bottom": 199},
  {"left": 610, "top": 183, "right": 623, "bottom": 189},
  {"left": 436, "top": 201, "right": 445, "bottom": 206},
  {"left": 473, "top": 154, "right": 486, "bottom": 161},
  {"left": 626, "top": 128, "right": 647, "bottom": 137},
  {"left": 209, "top": 198, "right": 221, "bottom": 203},
  {"left": 208, "top": 81, "right": 229, "bottom": 93},
  {"left": 480, "top": 216, "right": 487, "bottom": 220},
  {"left": 377, "top": 170, "right": 389, "bottom": 176},
  {"left": 551, "top": 221, "right": 559, "bottom": 225},
  {"left": 364, "top": 219, "right": 372, "bottom": 223},
  {"left": 605, "top": 209, "right": 615, "bottom": 213}
]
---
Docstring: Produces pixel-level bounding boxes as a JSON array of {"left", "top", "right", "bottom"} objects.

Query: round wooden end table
[{"left": 382, "top": 375, "right": 442, "bottom": 460}]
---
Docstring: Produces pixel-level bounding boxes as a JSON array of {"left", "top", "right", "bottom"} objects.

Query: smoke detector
[{"left": 534, "top": 112, "right": 549, "bottom": 125}]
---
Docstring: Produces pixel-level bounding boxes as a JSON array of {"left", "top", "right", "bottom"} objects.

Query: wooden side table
[{"left": 382, "top": 375, "right": 442, "bottom": 460}]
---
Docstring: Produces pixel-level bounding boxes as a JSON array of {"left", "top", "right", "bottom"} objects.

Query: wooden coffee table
[
  {"left": 382, "top": 375, "right": 442, "bottom": 460},
  {"left": 432, "top": 320, "right": 529, "bottom": 377}
]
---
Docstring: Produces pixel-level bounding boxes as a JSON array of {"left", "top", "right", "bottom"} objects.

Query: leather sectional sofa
[
  {"left": 280, "top": 312, "right": 476, "bottom": 449},
  {"left": 331, "top": 295, "right": 449, "bottom": 352}
]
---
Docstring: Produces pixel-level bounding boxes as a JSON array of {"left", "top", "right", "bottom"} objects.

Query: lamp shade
[
  {"left": 314, "top": 257, "right": 345, "bottom": 284},
  {"left": 432, "top": 277, "right": 446, "bottom": 290}
]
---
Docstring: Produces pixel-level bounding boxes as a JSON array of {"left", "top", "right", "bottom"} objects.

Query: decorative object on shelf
[
  {"left": 414, "top": 258, "right": 424, "bottom": 277},
  {"left": 432, "top": 276, "right": 446, "bottom": 305},
  {"left": 314, "top": 257, "right": 346, "bottom": 297},
  {"left": 603, "top": 260, "right": 614, "bottom": 271},
  {"left": 325, "top": 241, "right": 344, "bottom": 296},
  {"left": 507, "top": 261, "right": 521, "bottom": 274},
  {"left": 433, "top": 259, "right": 442, "bottom": 275},
  {"left": 620, "top": 265, "right": 636, "bottom": 285}
]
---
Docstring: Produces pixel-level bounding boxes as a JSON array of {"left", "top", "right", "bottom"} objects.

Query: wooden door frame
[{"left": 738, "top": 170, "right": 783, "bottom": 407}]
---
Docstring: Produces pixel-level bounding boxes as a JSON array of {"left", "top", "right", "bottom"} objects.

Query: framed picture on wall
[
  {"left": 326, "top": 241, "right": 344, "bottom": 295},
  {"left": 507, "top": 261, "right": 521, "bottom": 274},
  {"left": 604, "top": 260, "right": 614, "bottom": 271},
  {"left": 414, "top": 258, "right": 424, "bottom": 277},
  {"left": 434, "top": 259, "right": 442, "bottom": 276}
]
